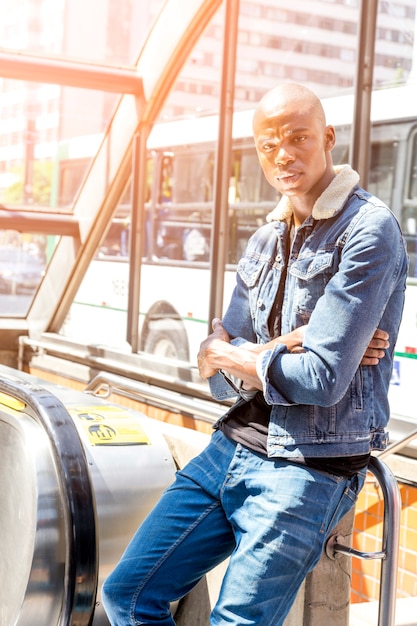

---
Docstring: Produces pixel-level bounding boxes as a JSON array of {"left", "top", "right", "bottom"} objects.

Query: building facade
[{"left": 0, "top": 0, "right": 415, "bottom": 204}]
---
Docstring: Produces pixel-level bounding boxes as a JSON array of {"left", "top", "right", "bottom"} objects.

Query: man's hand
[
  {"left": 361, "top": 328, "right": 389, "bottom": 365},
  {"left": 197, "top": 318, "right": 230, "bottom": 379}
]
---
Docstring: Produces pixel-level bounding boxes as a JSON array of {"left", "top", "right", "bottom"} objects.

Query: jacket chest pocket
[
  {"left": 237, "top": 255, "right": 284, "bottom": 321},
  {"left": 288, "top": 250, "right": 337, "bottom": 321}
]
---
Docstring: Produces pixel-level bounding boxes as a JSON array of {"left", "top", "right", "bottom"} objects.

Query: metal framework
[
  {"left": 0, "top": 0, "right": 379, "bottom": 335},
  {"left": 0, "top": 48, "right": 144, "bottom": 94}
]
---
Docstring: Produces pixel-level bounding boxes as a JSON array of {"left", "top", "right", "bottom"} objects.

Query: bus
[{"left": 58, "top": 84, "right": 417, "bottom": 421}]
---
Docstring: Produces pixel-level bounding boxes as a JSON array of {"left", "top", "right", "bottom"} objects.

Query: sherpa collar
[{"left": 266, "top": 164, "right": 360, "bottom": 223}]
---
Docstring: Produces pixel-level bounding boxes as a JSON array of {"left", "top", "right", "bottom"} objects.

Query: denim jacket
[{"left": 209, "top": 165, "right": 408, "bottom": 458}]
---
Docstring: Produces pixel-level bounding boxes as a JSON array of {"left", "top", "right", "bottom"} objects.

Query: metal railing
[
  {"left": 377, "top": 426, "right": 417, "bottom": 459},
  {"left": 326, "top": 456, "right": 401, "bottom": 626},
  {"left": 84, "top": 371, "right": 225, "bottom": 424}
]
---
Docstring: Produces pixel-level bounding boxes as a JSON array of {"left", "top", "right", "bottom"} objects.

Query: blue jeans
[{"left": 102, "top": 430, "right": 365, "bottom": 625}]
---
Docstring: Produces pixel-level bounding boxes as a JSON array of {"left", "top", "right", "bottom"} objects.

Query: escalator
[{"left": 0, "top": 364, "right": 175, "bottom": 625}]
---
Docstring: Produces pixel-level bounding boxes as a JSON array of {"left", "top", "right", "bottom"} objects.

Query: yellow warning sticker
[
  {"left": 68, "top": 405, "right": 150, "bottom": 446},
  {"left": 0, "top": 391, "right": 26, "bottom": 412}
]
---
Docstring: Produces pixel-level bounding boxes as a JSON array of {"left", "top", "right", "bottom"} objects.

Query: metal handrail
[
  {"left": 377, "top": 426, "right": 417, "bottom": 460},
  {"left": 326, "top": 456, "right": 401, "bottom": 626},
  {"left": 84, "top": 371, "right": 225, "bottom": 423}
]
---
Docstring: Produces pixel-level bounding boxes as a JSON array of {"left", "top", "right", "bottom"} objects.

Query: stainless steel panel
[
  {"left": 0, "top": 412, "right": 66, "bottom": 625},
  {"left": 0, "top": 365, "right": 176, "bottom": 625}
]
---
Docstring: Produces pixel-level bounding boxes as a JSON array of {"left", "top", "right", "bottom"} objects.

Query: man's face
[{"left": 253, "top": 100, "right": 335, "bottom": 203}]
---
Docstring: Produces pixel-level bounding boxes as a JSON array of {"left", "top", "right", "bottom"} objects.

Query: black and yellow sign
[{"left": 68, "top": 405, "right": 150, "bottom": 446}]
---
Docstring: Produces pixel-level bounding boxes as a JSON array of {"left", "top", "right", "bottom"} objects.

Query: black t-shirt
[{"left": 218, "top": 392, "right": 369, "bottom": 478}]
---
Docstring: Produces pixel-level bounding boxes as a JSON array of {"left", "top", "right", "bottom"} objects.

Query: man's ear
[{"left": 325, "top": 125, "right": 336, "bottom": 151}]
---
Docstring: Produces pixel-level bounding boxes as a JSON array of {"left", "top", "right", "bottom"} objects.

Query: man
[{"left": 102, "top": 83, "right": 408, "bottom": 625}]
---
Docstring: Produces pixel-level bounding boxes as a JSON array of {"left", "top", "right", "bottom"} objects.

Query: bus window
[
  {"left": 94, "top": 201, "right": 129, "bottom": 258},
  {"left": 368, "top": 141, "right": 397, "bottom": 208},
  {"left": 408, "top": 131, "right": 417, "bottom": 202},
  {"left": 224, "top": 147, "right": 277, "bottom": 263},
  {"left": 171, "top": 151, "right": 215, "bottom": 203},
  {"left": 404, "top": 131, "right": 417, "bottom": 277},
  {"left": 153, "top": 204, "right": 211, "bottom": 261},
  {"left": 226, "top": 204, "right": 272, "bottom": 264},
  {"left": 146, "top": 148, "right": 214, "bottom": 260},
  {"left": 236, "top": 149, "right": 277, "bottom": 203},
  {"left": 331, "top": 143, "right": 349, "bottom": 166},
  {"left": 159, "top": 154, "right": 173, "bottom": 203}
]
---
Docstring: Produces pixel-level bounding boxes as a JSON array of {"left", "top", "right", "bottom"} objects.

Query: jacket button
[{"left": 257, "top": 298, "right": 263, "bottom": 308}]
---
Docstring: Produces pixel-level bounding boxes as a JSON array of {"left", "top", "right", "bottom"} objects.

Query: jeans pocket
[
  {"left": 346, "top": 469, "right": 367, "bottom": 501},
  {"left": 325, "top": 470, "right": 366, "bottom": 535}
]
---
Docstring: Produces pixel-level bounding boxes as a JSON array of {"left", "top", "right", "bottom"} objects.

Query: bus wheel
[{"left": 143, "top": 319, "right": 189, "bottom": 361}]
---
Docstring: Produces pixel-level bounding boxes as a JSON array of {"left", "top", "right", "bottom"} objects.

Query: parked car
[{"left": 0, "top": 246, "right": 45, "bottom": 295}]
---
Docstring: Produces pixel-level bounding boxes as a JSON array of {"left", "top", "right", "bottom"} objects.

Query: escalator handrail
[{"left": 0, "top": 374, "right": 98, "bottom": 626}]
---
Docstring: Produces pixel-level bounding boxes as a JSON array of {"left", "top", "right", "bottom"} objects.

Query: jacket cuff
[{"left": 256, "top": 344, "right": 297, "bottom": 406}]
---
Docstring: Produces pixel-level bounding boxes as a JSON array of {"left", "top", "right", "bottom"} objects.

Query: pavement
[{"left": 350, "top": 597, "right": 417, "bottom": 625}]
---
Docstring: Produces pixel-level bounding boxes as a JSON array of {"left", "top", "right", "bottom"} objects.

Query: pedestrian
[{"left": 102, "top": 82, "right": 408, "bottom": 625}]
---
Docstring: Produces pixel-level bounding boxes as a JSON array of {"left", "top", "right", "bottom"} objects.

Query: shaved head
[{"left": 253, "top": 83, "right": 327, "bottom": 132}]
